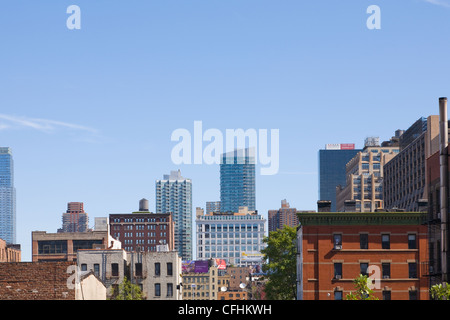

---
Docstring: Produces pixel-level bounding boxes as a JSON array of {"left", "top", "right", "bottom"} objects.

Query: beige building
[
  {"left": 77, "top": 248, "right": 128, "bottom": 297},
  {"left": 182, "top": 266, "right": 218, "bottom": 300},
  {"left": 133, "top": 250, "right": 182, "bottom": 300},
  {"left": 32, "top": 230, "right": 121, "bottom": 262},
  {"left": 0, "top": 237, "right": 20, "bottom": 262},
  {"left": 336, "top": 137, "right": 399, "bottom": 212},
  {"left": 77, "top": 248, "right": 182, "bottom": 300}
]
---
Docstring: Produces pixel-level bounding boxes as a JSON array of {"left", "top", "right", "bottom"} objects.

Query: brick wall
[{"left": 0, "top": 261, "right": 76, "bottom": 300}]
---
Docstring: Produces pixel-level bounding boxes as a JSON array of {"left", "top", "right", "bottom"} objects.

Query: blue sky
[{"left": 1, "top": 0, "right": 450, "bottom": 261}]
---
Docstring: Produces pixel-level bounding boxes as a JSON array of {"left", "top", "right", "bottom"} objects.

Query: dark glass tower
[
  {"left": 0, "top": 147, "right": 16, "bottom": 244},
  {"left": 220, "top": 148, "right": 256, "bottom": 213},
  {"left": 318, "top": 146, "right": 361, "bottom": 212}
]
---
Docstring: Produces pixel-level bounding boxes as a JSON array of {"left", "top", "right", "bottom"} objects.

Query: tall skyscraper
[
  {"left": 58, "top": 202, "right": 89, "bottom": 233},
  {"left": 0, "top": 147, "right": 16, "bottom": 244},
  {"left": 220, "top": 149, "right": 256, "bottom": 213},
  {"left": 156, "top": 170, "right": 192, "bottom": 260},
  {"left": 318, "top": 144, "right": 361, "bottom": 212}
]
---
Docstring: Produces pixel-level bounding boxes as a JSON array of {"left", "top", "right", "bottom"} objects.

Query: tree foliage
[
  {"left": 346, "top": 274, "right": 378, "bottom": 300},
  {"left": 261, "top": 225, "right": 297, "bottom": 300},
  {"left": 109, "top": 276, "right": 145, "bottom": 300},
  {"left": 430, "top": 282, "right": 450, "bottom": 300}
]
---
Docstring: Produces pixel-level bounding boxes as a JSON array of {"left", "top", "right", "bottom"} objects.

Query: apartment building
[
  {"left": 268, "top": 199, "right": 300, "bottom": 232},
  {"left": 77, "top": 248, "right": 182, "bottom": 300},
  {"left": 296, "top": 210, "right": 428, "bottom": 300},
  {"left": 109, "top": 199, "right": 175, "bottom": 253},
  {"left": 182, "top": 264, "right": 218, "bottom": 300}
]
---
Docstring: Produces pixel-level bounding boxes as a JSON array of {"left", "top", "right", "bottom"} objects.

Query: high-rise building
[
  {"left": 58, "top": 202, "right": 89, "bottom": 233},
  {"left": 206, "top": 201, "right": 221, "bottom": 214},
  {"left": 0, "top": 147, "right": 16, "bottom": 244},
  {"left": 156, "top": 170, "right": 192, "bottom": 260},
  {"left": 384, "top": 116, "right": 439, "bottom": 212},
  {"left": 318, "top": 144, "right": 361, "bottom": 212},
  {"left": 268, "top": 199, "right": 301, "bottom": 232},
  {"left": 336, "top": 138, "right": 399, "bottom": 212},
  {"left": 195, "top": 207, "right": 266, "bottom": 267},
  {"left": 220, "top": 149, "right": 256, "bottom": 213}
]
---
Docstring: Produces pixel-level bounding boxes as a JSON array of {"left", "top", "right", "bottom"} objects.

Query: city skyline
[{"left": 2, "top": 1, "right": 450, "bottom": 262}]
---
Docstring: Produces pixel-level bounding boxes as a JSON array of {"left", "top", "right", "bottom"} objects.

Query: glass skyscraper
[
  {"left": 156, "top": 170, "right": 192, "bottom": 260},
  {"left": 318, "top": 145, "right": 361, "bottom": 212},
  {"left": 220, "top": 148, "right": 256, "bottom": 213},
  {"left": 0, "top": 147, "right": 16, "bottom": 244}
]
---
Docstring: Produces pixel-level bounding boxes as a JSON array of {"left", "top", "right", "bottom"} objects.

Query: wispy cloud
[
  {"left": 0, "top": 114, "right": 98, "bottom": 134},
  {"left": 424, "top": 0, "right": 450, "bottom": 8}
]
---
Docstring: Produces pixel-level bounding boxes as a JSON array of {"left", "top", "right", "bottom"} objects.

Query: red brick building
[
  {"left": 297, "top": 211, "right": 428, "bottom": 300},
  {"left": 0, "top": 261, "right": 76, "bottom": 300},
  {"left": 109, "top": 200, "right": 175, "bottom": 253}
]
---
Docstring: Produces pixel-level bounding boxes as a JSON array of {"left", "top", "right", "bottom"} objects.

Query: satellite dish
[
  {"left": 239, "top": 283, "right": 246, "bottom": 289},
  {"left": 221, "top": 286, "right": 227, "bottom": 292}
]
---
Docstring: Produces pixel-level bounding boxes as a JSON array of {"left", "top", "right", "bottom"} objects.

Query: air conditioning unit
[
  {"left": 383, "top": 275, "right": 390, "bottom": 279},
  {"left": 334, "top": 245, "right": 342, "bottom": 250},
  {"left": 335, "top": 275, "right": 342, "bottom": 280}
]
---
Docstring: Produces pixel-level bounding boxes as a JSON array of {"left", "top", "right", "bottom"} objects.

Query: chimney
[
  {"left": 439, "top": 97, "right": 449, "bottom": 280},
  {"left": 344, "top": 200, "right": 356, "bottom": 212},
  {"left": 317, "top": 200, "right": 332, "bottom": 212},
  {"left": 139, "top": 198, "right": 149, "bottom": 212}
]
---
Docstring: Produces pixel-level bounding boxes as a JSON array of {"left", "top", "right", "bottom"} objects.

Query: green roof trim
[{"left": 297, "top": 212, "right": 427, "bottom": 226}]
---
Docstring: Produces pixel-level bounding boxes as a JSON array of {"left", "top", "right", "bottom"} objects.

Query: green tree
[
  {"left": 109, "top": 276, "right": 145, "bottom": 300},
  {"left": 261, "top": 225, "right": 297, "bottom": 300},
  {"left": 430, "top": 282, "right": 450, "bottom": 300},
  {"left": 346, "top": 274, "right": 379, "bottom": 300}
]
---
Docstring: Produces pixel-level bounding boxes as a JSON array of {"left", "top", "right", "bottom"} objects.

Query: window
[
  {"left": 360, "top": 234, "right": 368, "bottom": 249},
  {"left": 135, "top": 263, "right": 142, "bottom": 277},
  {"left": 409, "top": 263, "right": 417, "bottom": 278},
  {"left": 155, "top": 283, "right": 161, "bottom": 297},
  {"left": 155, "top": 262, "right": 161, "bottom": 276},
  {"left": 382, "top": 234, "right": 390, "bottom": 249},
  {"left": 111, "top": 263, "right": 119, "bottom": 277},
  {"left": 167, "top": 262, "right": 173, "bottom": 276},
  {"left": 333, "top": 234, "right": 342, "bottom": 249},
  {"left": 382, "top": 263, "right": 390, "bottom": 279},
  {"left": 94, "top": 264, "right": 100, "bottom": 277},
  {"left": 409, "top": 290, "right": 418, "bottom": 300},
  {"left": 334, "top": 263, "right": 342, "bottom": 279},
  {"left": 383, "top": 290, "right": 391, "bottom": 300},
  {"left": 360, "top": 263, "right": 369, "bottom": 277},
  {"left": 408, "top": 234, "right": 417, "bottom": 249},
  {"left": 167, "top": 283, "right": 173, "bottom": 297},
  {"left": 38, "top": 240, "right": 67, "bottom": 254},
  {"left": 81, "top": 264, "right": 87, "bottom": 271},
  {"left": 334, "top": 290, "right": 343, "bottom": 300}
]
